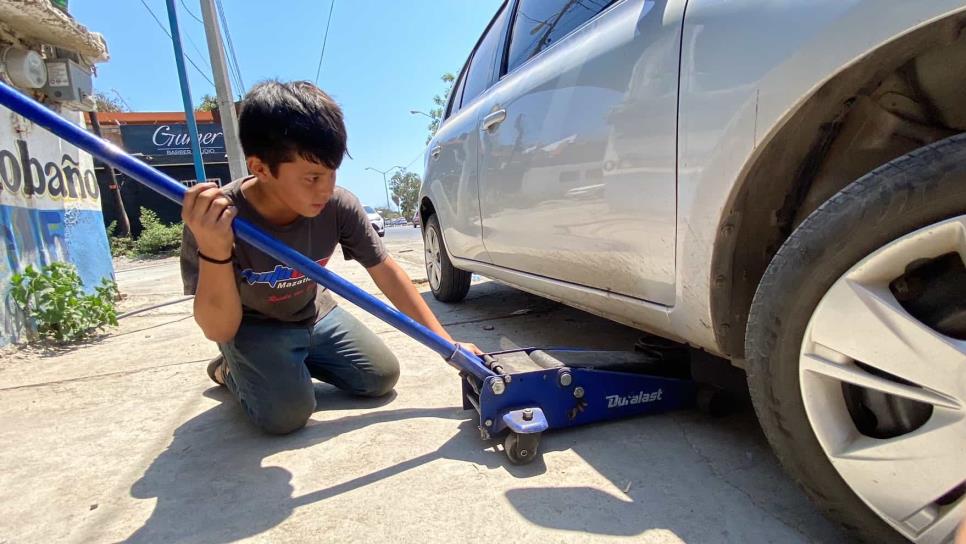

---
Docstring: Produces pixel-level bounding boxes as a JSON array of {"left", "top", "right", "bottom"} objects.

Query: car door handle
[
  {"left": 431, "top": 146, "right": 442, "bottom": 159},
  {"left": 481, "top": 109, "right": 507, "bottom": 132}
]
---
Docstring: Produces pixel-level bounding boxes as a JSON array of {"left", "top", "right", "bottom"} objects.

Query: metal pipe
[
  {"left": 89, "top": 111, "right": 131, "bottom": 237},
  {"left": 165, "top": 0, "right": 208, "bottom": 185},
  {"left": 0, "top": 81, "right": 494, "bottom": 381}
]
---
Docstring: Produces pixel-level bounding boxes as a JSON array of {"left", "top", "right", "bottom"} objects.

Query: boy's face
[{"left": 252, "top": 156, "right": 336, "bottom": 217}]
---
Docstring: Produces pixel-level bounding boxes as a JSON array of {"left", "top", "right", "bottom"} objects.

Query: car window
[
  {"left": 363, "top": 206, "right": 376, "bottom": 214},
  {"left": 461, "top": 5, "right": 508, "bottom": 107},
  {"left": 505, "top": 0, "right": 615, "bottom": 74},
  {"left": 445, "top": 67, "right": 468, "bottom": 119}
]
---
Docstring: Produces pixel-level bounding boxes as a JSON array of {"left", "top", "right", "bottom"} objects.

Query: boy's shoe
[{"left": 206, "top": 355, "right": 228, "bottom": 386}]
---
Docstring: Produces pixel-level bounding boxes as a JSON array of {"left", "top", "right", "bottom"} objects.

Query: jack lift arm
[{"left": 0, "top": 82, "right": 698, "bottom": 464}]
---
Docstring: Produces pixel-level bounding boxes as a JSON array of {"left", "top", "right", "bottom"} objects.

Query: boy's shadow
[{"left": 124, "top": 386, "right": 537, "bottom": 544}]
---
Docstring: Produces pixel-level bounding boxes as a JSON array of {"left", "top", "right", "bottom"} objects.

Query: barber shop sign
[{"left": 120, "top": 122, "right": 225, "bottom": 164}]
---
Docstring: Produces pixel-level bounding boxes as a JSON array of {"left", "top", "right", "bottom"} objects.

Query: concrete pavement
[{"left": 0, "top": 226, "right": 846, "bottom": 543}]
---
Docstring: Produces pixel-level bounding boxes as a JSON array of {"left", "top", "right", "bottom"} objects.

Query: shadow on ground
[
  {"left": 125, "top": 281, "right": 844, "bottom": 543},
  {"left": 125, "top": 381, "right": 549, "bottom": 543},
  {"left": 420, "top": 282, "right": 845, "bottom": 542}
]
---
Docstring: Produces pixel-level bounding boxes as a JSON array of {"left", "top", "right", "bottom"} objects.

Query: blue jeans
[{"left": 218, "top": 306, "right": 400, "bottom": 435}]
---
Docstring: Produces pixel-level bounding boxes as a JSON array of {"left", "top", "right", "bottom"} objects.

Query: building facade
[
  {"left": 91, "top": 111, "right": 232, "bottom": 235},
  {"left": 0, "top": 0, "right": 113, "bottom": 345}
]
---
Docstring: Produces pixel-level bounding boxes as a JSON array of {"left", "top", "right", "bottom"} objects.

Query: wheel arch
[
  {"left": 709, "top": 11, "right": 966, "bottom": 358},
  {"left": 419, "top": 196, "right": 436, "bottom": 227}
]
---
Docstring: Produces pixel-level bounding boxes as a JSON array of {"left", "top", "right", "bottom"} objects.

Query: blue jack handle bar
[{"left": 0, "top": 81, "right": 494, "bottom": 382}]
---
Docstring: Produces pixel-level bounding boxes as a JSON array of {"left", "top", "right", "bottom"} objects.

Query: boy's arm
[
  {"left": 182, "top": 183, "right": 242, "bottom": 343},
  {"left": 193, "top": 258, "right": 242, "bottom": 343},
  {"left": 367, "top": 257, "right": 482, "bottom": 355}
]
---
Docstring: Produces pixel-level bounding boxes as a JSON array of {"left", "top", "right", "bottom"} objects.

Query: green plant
[
  {"left": 10, "top": 262, "right": 119, "bottom": 343},
  {"left": 107, "top": 220, "right": 135, "bottom": 257},
  {"left": 197, "top": 94, "right": 218, "bottom": 112},
  {"left": 135, "top": 207, "right": 183, "bottom": 256}
]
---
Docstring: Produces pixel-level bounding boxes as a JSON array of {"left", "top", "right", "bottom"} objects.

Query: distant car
[
  {"left": 411, "top": 210, "right": 421, "bottom": 229},
  {"left": 418, "top": 2, "right": 966, "bottom": 542},
  {"left": 363, "top": 205, "right": 385, "bottom": 237}
]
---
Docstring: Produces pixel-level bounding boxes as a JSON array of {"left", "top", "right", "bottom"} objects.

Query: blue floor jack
[
  {"left": 0, "top": 82, "right": 698, "bottom": 465},
  {"left": 465, "top": 348, "right": 695, "bottom": 462}
]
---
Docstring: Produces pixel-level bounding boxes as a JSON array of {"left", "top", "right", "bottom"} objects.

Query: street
[{"left": 0, "top": 229, "right": 846, "bottom": 543}]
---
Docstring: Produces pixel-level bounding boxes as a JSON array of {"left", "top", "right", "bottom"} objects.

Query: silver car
[{"left": 419, "top": 1, "right": 966, "bottom": 542}]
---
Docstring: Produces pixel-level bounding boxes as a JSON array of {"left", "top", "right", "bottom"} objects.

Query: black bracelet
[{"left": 197, "top": 250, "right": 233, "bottom": 265}]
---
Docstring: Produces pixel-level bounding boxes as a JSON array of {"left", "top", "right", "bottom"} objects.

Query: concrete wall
[{"left": 0, "top": 108, "right": 114, "bottom": 346}]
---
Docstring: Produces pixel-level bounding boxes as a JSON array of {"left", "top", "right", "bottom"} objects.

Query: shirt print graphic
[{"left": 240, "top": 257, "right": 331, "bottom": 289}]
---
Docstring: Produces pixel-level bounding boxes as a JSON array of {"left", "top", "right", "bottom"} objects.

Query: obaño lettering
[{"left": 0, "top": 140, "right": 100, "bottom": 201}]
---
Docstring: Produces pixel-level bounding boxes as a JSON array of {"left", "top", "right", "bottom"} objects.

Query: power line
[
  {"left": 179, "top": 0, "right": 204, "bottom": 24},
  {"left": 139, "top": 0, "right": 216, "bottom": 88},
  {"left": 213, "top": 0, "right": 241, "bottom": 91},
  {"left": 178, "top": 0, "right": 240, "bottom": 97},
  {"left": 403, "top": 149, "right": 425, "bottom": 170},
  {"left": 314, "top": 0, "right": 336, "bottom": 84},
  {"left": 216, "top": 0, "right": 242, "bottom": 91},
  {"left": 215, "top": 0, "right": 245, "bottom": 92},
  {"left": 184, "top": 29, "right": 212, "bottom": 72},
  {"left": 175, "top": 0, "right": 214, "bottom": 75}
]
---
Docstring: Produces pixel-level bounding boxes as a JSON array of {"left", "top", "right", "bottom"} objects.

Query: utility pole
[
  {"left": 89, "top": 112, "right": 131, "bottom": 237},
  {"left": 199, "top": 0, "right": 247, "bottom": 180},
  {"left": 164, "top": 0, "right": 207, "bottom": 185}
]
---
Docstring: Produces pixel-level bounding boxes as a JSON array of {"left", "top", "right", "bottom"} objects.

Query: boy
[{"left": 181, "top": 80, "right": 480, "bottom": 435}]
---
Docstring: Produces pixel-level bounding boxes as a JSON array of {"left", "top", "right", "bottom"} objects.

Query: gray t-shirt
[{"left": 181, "top": 178, "right": 387, "bottom": 325}]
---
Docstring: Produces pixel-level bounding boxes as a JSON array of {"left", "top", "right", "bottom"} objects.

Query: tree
[
  {"left": 197, "top": 94, "right": 218, "bottom": 112},
  {"left": 375, "top": 207, "right": 399, "bottom": 220},
  {"left": 94, "top": 90, "right": 129, "bottom": 112},
  {"left": 425, "top": 72, "right": 455, "bottom": 145},
  {"left": 389, "top": 169, "right": 422, "bottom": 219}
]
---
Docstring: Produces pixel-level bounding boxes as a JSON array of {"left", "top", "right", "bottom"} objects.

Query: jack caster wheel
[{"left": 504, "top": 432, "right": 541, "bottom": 465}]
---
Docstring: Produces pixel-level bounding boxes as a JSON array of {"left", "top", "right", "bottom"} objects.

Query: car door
[
  {"left": 421, "top": 3, "right": 509, "bottom": 263},
  {"left": 477, "top": 0, "right": 684, "bottom": 305}
]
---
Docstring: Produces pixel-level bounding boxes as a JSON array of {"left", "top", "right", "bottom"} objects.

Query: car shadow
[
  {"left": 416, "top": 281, "right": 847, "bottom": 542},
  {"left": 124, "top": 279, "right": 844, "bottom": 543}
]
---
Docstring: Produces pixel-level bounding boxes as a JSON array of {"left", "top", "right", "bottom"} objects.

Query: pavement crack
[
  {"left": 0, "top": 357, "right": 211, "bottom": 392},
  {"left": 675, "top": 417, "right": 812, "bottom": 540},
  {"left": 440, "top": 312, "right": 537, "bottom": 328},
  {"left": 110, "top": 315, "right": 194, "bottom": 338},
  {"left": 370, "top": 311, "right": 540, "bottom": 336}
]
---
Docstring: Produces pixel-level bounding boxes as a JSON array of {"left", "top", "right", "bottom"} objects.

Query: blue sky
[{"left": 72, "top": 0, "right": 501, "bottom": 209}]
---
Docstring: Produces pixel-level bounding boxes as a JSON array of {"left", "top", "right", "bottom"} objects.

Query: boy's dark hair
[{"left": 239, "top": 80, "right": 347, "bottom": 175}]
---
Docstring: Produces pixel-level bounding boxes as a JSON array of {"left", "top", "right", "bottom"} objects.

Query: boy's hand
[
  {"left": 456, "top": 342, "right": 484, "bottom": 356},
  {"left": 182, "top": 183, "right": 236, "bottom": 260}
]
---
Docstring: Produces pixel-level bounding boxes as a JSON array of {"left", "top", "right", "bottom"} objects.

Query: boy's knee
[
  {"left": 360, "top": 354, "right": 400, "bottom": 397},
  {"left": 250, "top": 391, "right": 315, "bottom": 435}
]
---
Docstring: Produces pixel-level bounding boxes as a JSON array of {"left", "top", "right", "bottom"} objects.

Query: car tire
[
  {"left": 424, "top": 214, "right": 471, "bottom": 302},
  {"left": 745, "top": 133, "right": 966, "bottom": 544}
]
